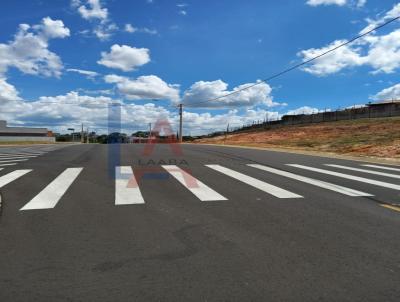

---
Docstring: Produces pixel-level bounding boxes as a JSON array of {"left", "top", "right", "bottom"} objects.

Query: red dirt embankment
[{"left": 193, "top": 117, "right": 400, "bottom": 159}]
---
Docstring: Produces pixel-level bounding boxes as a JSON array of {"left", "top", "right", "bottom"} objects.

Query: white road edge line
[
  {"left": 115, "top": 166, "right": 145, "bottom": 205},
  {"left": 0, "top": 169, "right": 32, "bottom": 188},
  {"left": 162, "top": 165, "right": 227, "bottom": 201},
  {"left": 248, "top": 164, "right": 373, "bottom": 197},
  {"left": 20, "top": 168, "right": 83, "bottom": 210},
  {"left": 361, "top": 164, "right": 400, "bottom": 173},
  {"left": 288, "top": 164, "right": 400, "bottom": 191},
  {"left": 325, "top": 164, "right": 400, "bottom": 179},
  {"left": 206, "top": 164, "right": 302, "bottom": 199}
]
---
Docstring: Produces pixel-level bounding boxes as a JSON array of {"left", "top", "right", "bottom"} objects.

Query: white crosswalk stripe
[
  {"left": 0, "top": 159, "right": 29, "bottom": 163},
  {"left": 0, "top": 169, "right": 32, "bottom": 188},
  {"left": 288, "top": 164, "right": 400, "bottom": 191},
  {"left": 206, "top": 164, "right": 302, "bottom": 198},
  {"left": 115, "top": 166, "right": 145, "bottom": 205},
  {"left": 361, "top": 164, "right": 400, "bottom": 173},
  {"left": 0, "top": 153, "right": 41, "bottom": 157},
  {"left": 162, "top": 165, "right": 227, "bottom": 201},
  {"left": 325, "top": 164, "right": 400, "bottom": 179},
  {"left": 0, "top": 155, "right": 37, "bottom": 159},
  {"left": 0, "top": 163, "right": 17, "bottom": 167},
  {"left": 248, "top": 164, "right": 373, "bottom": 197},
  {"left": 20, "top": 168, "right": 83, "bottom": 210}
]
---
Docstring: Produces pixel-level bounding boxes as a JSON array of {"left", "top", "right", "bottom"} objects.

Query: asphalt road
[{"left": 0, "top": 143, "right": 400, "bottom": 302}]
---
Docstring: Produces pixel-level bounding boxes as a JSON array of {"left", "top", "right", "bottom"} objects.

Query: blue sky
[{"left": 0, "top": 0, "right": 400, "bottom": 134}]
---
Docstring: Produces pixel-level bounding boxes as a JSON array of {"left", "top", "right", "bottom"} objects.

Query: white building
[{"left": 0, "top": 120, "right": 55, "bottom": 142}]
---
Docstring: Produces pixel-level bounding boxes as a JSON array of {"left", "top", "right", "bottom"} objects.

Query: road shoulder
[{"left": 190, "top": 143, "right": 400, "bottom": 166}]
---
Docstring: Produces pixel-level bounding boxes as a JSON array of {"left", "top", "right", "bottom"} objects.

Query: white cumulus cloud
[
  {"left": 72, "top": 0, "right": 118, "bottom": 41},
  {"left": 306, "top": 0, "right": 347, "bottom": 6},
  {"left": 105, "top": 74, "right": 180, "bottom": 102},
  {"left": 124, "top": 23, "right": 137, "bottom": 33},
  {"left": 285, "top": 106, "right": 325, "bottom": 115},
  {"left": 181, "top": 80, "right": 281, "bottom": 108},
  {"left": 0, "top": 87, "right": 284, "bottom": 136},
  {"left": 34, "top": 17, "right": 70, "bottom": 39},
  {"left": 0, "top": 17, "right": 70, "bottom": 78},
  {"left": 98, "top": 44, "right": 150, "bottom": 72},
  {"left": 306, "top": 0, "right": 367, "bottom": 7},
  {"left": 75, "top": 0, "right": 108, "bottom": 20},
  {"left": 181, "top": 109, "right": 280, "bottom": 135},
  {"left": 372, "top": 83, "right": 400, "bottom": 101},
  {"left": 298, "top": 40, "right": 365, "bottom": 76},
  {"left": 0, "top": 78, "right": 21, "bottom": 102},
  {"left": 298, "top": 4, "right": 400, "bottom": 77},
  {"left": 0, "top": 91, "right": 173, "bottom": 134},
  {"left": 360, "top": 3, "right": 400, "bottom": 35}
]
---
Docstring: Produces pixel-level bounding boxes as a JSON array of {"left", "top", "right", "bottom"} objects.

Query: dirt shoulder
[{"left": 191, "top": 116, "right": 400, "bottom": 164}]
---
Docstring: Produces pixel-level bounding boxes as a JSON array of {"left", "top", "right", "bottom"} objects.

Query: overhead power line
[{"left": 185, "top": 15, "right": 400, "bottom": 108}]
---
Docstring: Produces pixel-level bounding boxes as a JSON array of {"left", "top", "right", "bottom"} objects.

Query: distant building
[{"left": 0, "top": 120, "right": 55, "bottom": 142}]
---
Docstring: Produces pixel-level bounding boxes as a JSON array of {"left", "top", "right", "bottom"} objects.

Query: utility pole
[
  {"left": 149, "top": 123, "right": 152, "bottom": 142},
  {"left": 179, "top": 103, "right": 183, "bottom": 143},
  {"left": 81, "top": 123, "right": 84, "bottom": 143},
  {"left": 86, "top": 127, "right": 89, "bottom": 144},
  {"left": 224, "top": 123, "right": 229, "bottom": 144}
]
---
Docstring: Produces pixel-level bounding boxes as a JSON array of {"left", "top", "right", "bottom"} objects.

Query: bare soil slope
[{"left": 193, "top": 116, "right": 400, "bottom": 159}]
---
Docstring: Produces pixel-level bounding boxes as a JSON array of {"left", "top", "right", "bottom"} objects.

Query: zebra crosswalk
[
  {"left": 288, "top": 164, "right": 400, "bottom": 190},
  {"left": 325, "top": 164, "right": 400, "bottom": 179},
  {"left": 206, "top": 164, "right": 303, "bottom": 199},
  {"left": 248, "top": 164, "right": 372, "bottom": 197},
  {"left": 0, "top": 161, "right": 399, "bottom": 212},
  {"left": 0, "top": 144, "right": 72, "bottom": 167}
]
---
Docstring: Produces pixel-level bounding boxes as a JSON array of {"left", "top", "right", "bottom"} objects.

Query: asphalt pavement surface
[{"left": 0, "top": 143, "right": 399, "bottom": 302}]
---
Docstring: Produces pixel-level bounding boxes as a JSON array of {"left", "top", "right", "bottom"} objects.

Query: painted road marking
[
  {"left": 362, "top": 164, "right": 400, "bottom": 173},
  {"left": 325, "top": 164, "right": 400, "bottom": 180},
  {"left": 0, "top": 154, "right": 37, "bottom": 158},
  {"left": 288, "top": 164, "right": 400, "bottom": 191},
  {"left": 0, "top": 163, "right": 17, "bottom": 167},
  {"left": 0, "top": 170, "right": 32, "bottom": 188},
  {"left": 0, "top": 159, "right": 28, "bottom": 163},
  {"left": 381, "top": 204, "right": 400, "bottom": 213},
  {"left": 0, "top": 156, "right": 36, "bottom": 160},
  {"left": 248, "top": 164, "right": 373, "bottom": 197},
  {"left": 115, "top": 166, "right": 144, "bottom": 205},
  {"left": 162, "top": 165, "right": 227, "bottom": 201},
  {"left": 0, "top": 153, "right": 41, "bottom": 157},
  {"left": 206, "top": 164, "right": 302, "bottom": 199},
  {"left": 20, "top": 168, "right": 83, "bottom": 210}
]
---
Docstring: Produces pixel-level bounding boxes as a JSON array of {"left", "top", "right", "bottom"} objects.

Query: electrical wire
[{"left": 184, "top": 15, "right": 400, "bottom": 108}]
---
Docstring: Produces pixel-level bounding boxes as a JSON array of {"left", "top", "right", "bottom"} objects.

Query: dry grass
[{"left": 193, "top": 117, "right": 400, "bottom": 159}]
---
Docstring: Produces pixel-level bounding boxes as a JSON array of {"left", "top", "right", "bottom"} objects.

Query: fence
[{"left": 201, "top": 101, "right": 400, "bottom": 138}]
